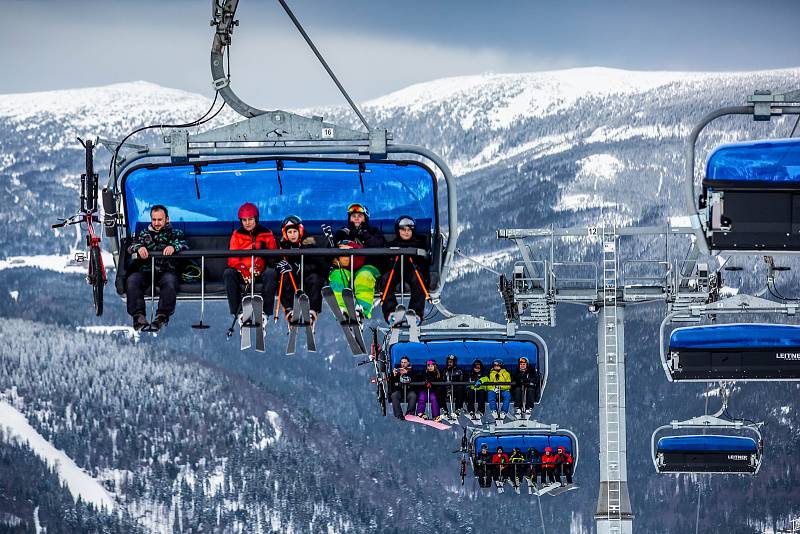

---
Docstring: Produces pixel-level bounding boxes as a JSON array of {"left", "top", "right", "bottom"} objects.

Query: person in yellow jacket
[{"left": 487, "top": 359, "right": 512, "bottom": 418}]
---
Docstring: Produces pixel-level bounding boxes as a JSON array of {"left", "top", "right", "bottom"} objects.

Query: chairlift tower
[{"left": 498, "top": 223, "right": 703, "bottom": 533}]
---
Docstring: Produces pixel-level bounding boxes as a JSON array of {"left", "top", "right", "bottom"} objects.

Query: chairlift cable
[
  {"left": 535, "top": 489, "right": 547, "bottom": 534},
  {"left": 277, "top": 0, "right": 370, "bottom": 131},
  {"left": 454, "top": 248, "right": 502, "bottom": 277},
  {"left": 108, "top": 91, "right": 224, "bottom": 179},
  {"left": 790, "top": 115, "right": 800, "bottom": 138}
]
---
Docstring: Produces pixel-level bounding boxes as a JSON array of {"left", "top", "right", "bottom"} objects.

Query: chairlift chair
[
  {"left": 684, "top": 89, "right": 800, "bottom": 254},
  {"left": 660, "top": 294, "right": 800, "bottom": 382},
  {"left": 466, "top": 420, "right": 579, "bottom": 495}
]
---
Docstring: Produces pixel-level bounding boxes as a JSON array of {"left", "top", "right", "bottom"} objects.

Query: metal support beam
[{"left": 596, "top": 230, "right": 633, "bottom": 534}]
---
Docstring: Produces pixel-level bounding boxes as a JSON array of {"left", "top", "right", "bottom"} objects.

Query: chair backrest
[
  {"left": 390, "top": 339, "right": 539, "bottom": 374},
  {"left": 474, "top": 434, "right": 574, "bottom": 456}
]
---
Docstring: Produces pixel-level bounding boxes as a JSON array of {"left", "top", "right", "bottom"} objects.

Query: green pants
[{"left": 329, "top": 265, "right": 379, "bottom": 318}]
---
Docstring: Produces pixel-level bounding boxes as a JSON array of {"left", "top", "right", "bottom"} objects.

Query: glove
[
  {"left": 276, "top": 260, "right": 292, "bottom": 275},
  {"left": 474, "top": 380, "right": 483, "bottom": 388}
]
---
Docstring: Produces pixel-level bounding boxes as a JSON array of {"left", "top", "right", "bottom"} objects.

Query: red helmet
[
  {"left": 545, "top": 447, "right": 553, "bottom": 453},
  {"left": 238, "top": 202, "right": 259, "bottom": 220}
]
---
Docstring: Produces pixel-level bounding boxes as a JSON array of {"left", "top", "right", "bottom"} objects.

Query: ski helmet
[
  {"left": 492, "top": 359, "right": 503, "bottom": 366},
  {"left": 238, "top": 202, "right": 259, "bottom": 221},
  {"left": 518, "top": 356, "right": 529, "bottom": 365},
  {"left": 394, "top": 215, "right": 416, "bottom": 234},
  {"left": 281, "top": 215, "right": 305, "bottom": 241},
  {"left": 472, "top": 359, "right": 483, "bottom": 368},
  {"left": 347, "top": 202, "right": 370, "bottom": 222},
  {"left": 496, "top": 446, "right": 504, "bottom": 453},
  {"left": 446, "top": 354, "right": 458, "bottom": 365}
]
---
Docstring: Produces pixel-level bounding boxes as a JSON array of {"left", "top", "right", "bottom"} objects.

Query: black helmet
[
  {"left": 347, "top": 203, "right": 369, "bottom": 222},
  {"left": 446, "top": 354, "right": 458, "bottom": 365},
  {"left": 394, "top": 215, "right": 416, "bottom": 234},
  {"left": 472, "top": 359, "right": 483, "bottom": 368}
]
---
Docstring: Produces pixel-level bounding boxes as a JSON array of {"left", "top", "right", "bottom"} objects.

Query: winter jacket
[
  {"left": 421, "top": 368, "right": 442, "bottom": 388},
  {"left": 278, "top": 236, "right": 325, "bottom": 279},
  {"left": 386, "top": 234, "right": 429, "bottom": 277},
  {"left": 334, "top": 223, "right": 386, "bottom": 269},
  {"left": 468, "top": 370, "right": 489, "bottom": 391},
  {"left": 513, "top": 367, "right": 539, "bottom": 387},
  {"left": 443, "top": 364, "right": 464, "bottom": 384},
  {"left": 491, "top": 453, "right": 509, "bottom": 464},
  {"left": 330, "top": 240, "right": 366, "bottom": 274},
  {"left": 475, "top": 451, "right": 491, "bottom": 466},
  {"left": 557, "top": 451, "right": 574, "bottom": 466},
  {"left": 228, "top": 225, "right": 277, "bottom": 279},
  {"left": 541, "top": 452, "right": 557, "bottom": 469},
  {"left": 389, "top": 366, "right": 415, "bottom": 393},
  {"left": 509, "top": 452, "right": 526, "bottom": 463},
  {"left": 126, "top": 223, "right": 189, "bottom": 274},
  {"left": 488, "top": 368, "right": 512, "bottom": 391}
]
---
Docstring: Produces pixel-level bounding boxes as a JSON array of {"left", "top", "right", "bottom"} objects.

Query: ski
[
  {"left": 387, "top": 304, "right": 406, "bottom": 345},
  {"left": 547, "top": 483, "right": 578, "bottom": 497},
  {"left": 322, "top": 286, "right": 366, "bottom": 355},
  {"left": 526, "top": 477, "right": 536, "bottom": 495},
  {"left": 253, "top": 295, "right": 265, "bottom": 352},
  {"left": 457, "top": 413, "right": 477, "bottom": 428},
  {"left": 286, "top": 292, "right": 301, "bottom": 355},
  {"left": 494, "top": 479, "right": 505, "bottom": 494},
  {"left": 299, "top": 292, "right": 316, "bottom": 352},
  {"left": 240, "top": 296, "right": 253, "bottom": 351},
  {"left": 404, "top": 309, "right": 420, "bottom": 342},
  {"left": 535, "top": 482, "right": 562, "bottom": 497},
  {"left": 341, "top": 287, "right": 367, "bottom": 353}
]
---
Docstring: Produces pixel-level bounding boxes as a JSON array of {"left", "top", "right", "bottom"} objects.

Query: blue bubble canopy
[{"left": 702, "top": 138, "right": 800, "bottom": 251}]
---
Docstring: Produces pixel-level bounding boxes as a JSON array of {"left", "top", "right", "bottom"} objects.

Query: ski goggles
[
  {"left": 396, "top": 217, "right": 415, "bottom": 229},
  {"left": 347, "top": 203, "right": 368, "bottom": 215}
]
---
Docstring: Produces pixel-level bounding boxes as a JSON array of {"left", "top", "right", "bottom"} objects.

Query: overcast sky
[{"left": 3, "top": 0, "right": 799, "bottom": 107}]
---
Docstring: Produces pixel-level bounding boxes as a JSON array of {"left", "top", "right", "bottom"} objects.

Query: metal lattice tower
[{"left": 596, "top": 228, "right": 633, "bottom": 534}]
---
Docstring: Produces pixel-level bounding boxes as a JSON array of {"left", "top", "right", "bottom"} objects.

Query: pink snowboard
[{"left": 404, "top": 414, "right": 451, "bottom": 430}]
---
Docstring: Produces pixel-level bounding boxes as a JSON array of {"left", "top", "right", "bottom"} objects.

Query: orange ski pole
[
  {"left": 380, "top": 256, "right": 399, "bottom": 303},
  {"left": 408, "top": 257, "right": 433, "bottom": 303}
]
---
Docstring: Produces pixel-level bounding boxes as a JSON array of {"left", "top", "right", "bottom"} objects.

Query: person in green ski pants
[{"left": 328, "top": 239, "right": 380, "bottom": 319}]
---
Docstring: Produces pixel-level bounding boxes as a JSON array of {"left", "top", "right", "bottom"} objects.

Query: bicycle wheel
[{"left": 90, "top": 247, "right": 104, "bottom": 316}]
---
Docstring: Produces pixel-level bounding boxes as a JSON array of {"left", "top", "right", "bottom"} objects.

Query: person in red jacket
[
  {"left": 540, "top": 446, "right": 558, "bottom": 486},
  {"left": 223, "top": 202, "right": 278, "bottom": 320},
  {"left": 491, "top": 446, "right": 510, "bottom": 484},
  {"left": 556, "top": 446, "right": 574, "bottom": 486}
]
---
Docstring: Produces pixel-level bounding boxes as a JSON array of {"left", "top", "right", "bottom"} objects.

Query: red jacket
[
  {"left": 228, "top": 225, "right": 276, "bottom": 279},
  {"left": 541, "top": 453, "right": 557, "bottom": 469},
  {"left": 491, "top": 453, "right": 509, "bottom": 464}
]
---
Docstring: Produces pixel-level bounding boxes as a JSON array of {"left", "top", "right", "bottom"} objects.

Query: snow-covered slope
[{"left": 0, "top": 399, "right": 115, "bottom": 510}]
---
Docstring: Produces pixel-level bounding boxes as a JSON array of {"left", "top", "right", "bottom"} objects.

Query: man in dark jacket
[
  {"left": 277, "top": 215, "right": 323, "bottom": 323},
  {"left": 223, "top": 202, "right": 278, "bottom": 321},
  {"left": 379, "top": 215, "right": 429, "bottom": 323},
  {"left": 333, "top": 203, "right": 386, "bottom": 269},
  {"left": 125, "top": 205, "right": 189, "bottom": 331},
  {"left": 388, "top": 356, "right": 417, "bottom": 420},
  {"left": 440, "top": 354, "right": 465, "bottom": 418},
  {"left": 475, "top": 443, "right": 492, "bottom": 488},
  {"left": 512, "top": 356, "right": 541, "bottom": 416}
]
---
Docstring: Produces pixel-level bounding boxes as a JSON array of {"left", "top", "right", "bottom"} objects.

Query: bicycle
[{"left": 51, "top": 138, "right": 106, "bottom": 316}]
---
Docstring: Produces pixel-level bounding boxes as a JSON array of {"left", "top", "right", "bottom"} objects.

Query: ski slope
[{"left": 0, "top": 400, "right": 115, "bottom": 510}]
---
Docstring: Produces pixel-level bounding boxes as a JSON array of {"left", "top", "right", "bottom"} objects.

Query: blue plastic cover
[
  {"left": 657, "top": 435, "right": 757, "bottom": 453},
  {"left": 670, "top": 323, "right": 800, "bottom": 349},
  {"left": 705, "top": 138, "right": 800, "bottom": 183},
  {"left": 389, "top": 339, "right": 538, "bottom": 372},
  {"left": 122, "top": 158, "right": 437, "bottom": 234},
  {"left": 475, "top": 434, "right": 574, "bottom": 455}
]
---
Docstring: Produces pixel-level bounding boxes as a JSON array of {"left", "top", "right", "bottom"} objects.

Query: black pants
[
  {"left": 279, "top": 271, "right": 323, "bottom": 314},
  {"left": 126, "top": 271, "right": 178, "bottom": 317},
  {"left": 512, "top": 384, "right": 538, "bottom": 412},
  {"left": 390, "top": 389, "right": 418, "bottom": 418},
  {"left": 466, "top": 389, "right": 486, "bottom": 414},
  {"left": 380, "top": 268, "right": 426, "bottom": 321},
  {"left": 559, "top": 463, "right": 573, "bottom": 484},
  {"left": 476, "top": 463, "right": 492, "bottom": 488},
  {"left": 439, "top": 385, "right": 465, "bottom": 412},
  {"left": 542, "top": 467, "right": 559, "bottom": 485},
  {"left": 223, "top": 267, "right": 278, "bottom": 316}
]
